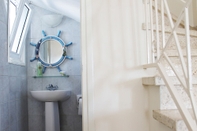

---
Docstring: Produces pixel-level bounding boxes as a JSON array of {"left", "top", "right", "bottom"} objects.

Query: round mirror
[
  {"left": 39, "top": 39, "right": 63, "bottom": 64},
  {"left": 30, "top": 30, "right": 73, "bottom": 74}
]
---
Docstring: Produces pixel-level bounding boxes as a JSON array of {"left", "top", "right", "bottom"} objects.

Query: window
[
  {"left": 8, "top": 0, "right": 32, "bottom": 65},
  {"left": 3, "top": 0, "right": 8, "bottom": 13},
  {"left": 9, "top": 1, "right": 17, "bottom": 33},
  {"left": 11, "top": 5, "right": 30, "bottom": 54},
  {"left": 9, "top": 0, "right": 22, "bottom": 35}
]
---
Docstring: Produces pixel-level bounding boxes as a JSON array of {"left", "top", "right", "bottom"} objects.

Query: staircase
[
  {"left": 143, "top": 76, "right": 197, "bottom": 131},
  {"left": 143, "top": 0, "right": 197, "bottom": 131}
]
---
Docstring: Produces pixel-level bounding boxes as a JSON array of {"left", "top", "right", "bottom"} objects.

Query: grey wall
[
  {"left": 0, "top": 0, "right": 28, "bottom": 131},
  {"left": 27, "top": 5, "right": 82, "bottom": 131}
]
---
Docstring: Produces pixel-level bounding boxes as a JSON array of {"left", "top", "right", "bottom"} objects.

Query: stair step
[
  {"left": 143, "top": 63, "right": 157, "bottom": 69},
  {"left": 143, "top": 76, "right": 197, "bottom": 109},
  {"left": 142, "top": 23, "right": 197, "bottom": 37},
  {"left": 153, "top": 109, "right": 194, "bottom": 131},
  {"left": 142, "top": 76, "right": 164, "bottom": 86},
  {"left": 166, "top": 50, "right": 197, "bottom": 57},
  {"left": 142, "top": 76, "right": 197, "bottom": 86}
]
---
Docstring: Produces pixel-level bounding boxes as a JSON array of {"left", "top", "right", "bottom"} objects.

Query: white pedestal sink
[{"left": 31, "top": 90, "right": 71, "bottom": 131}]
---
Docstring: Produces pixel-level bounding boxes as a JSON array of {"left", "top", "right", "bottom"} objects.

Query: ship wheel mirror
[{"left": 30, "top": 30, "right": 73, "bottom": 74}]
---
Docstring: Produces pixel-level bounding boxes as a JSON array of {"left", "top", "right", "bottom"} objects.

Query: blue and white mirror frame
[{"left": 30, "top": 30, "right": 73, "bottom": 74}]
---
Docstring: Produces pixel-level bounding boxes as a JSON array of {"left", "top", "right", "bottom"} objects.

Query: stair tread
[
  {"left": 153, "top": 109, "right": 180, "bottom": 130},
  {"left": 153, "top": 109, "right": 193, "bottom": 131},
  {"left": 166, "top": 50, "right": 197, "bottom": 57},
  {"left": 153, "top": 109, "right": 183, "bottom": 122},
  {"left": 142, "top": 76, "right": 197, "bottom": 86},
  {"left": 142, "top": 76, "right": 164, "bottom": 86},
  {"left": 142, "top": 23, "right": 197, "bottom": 37}
]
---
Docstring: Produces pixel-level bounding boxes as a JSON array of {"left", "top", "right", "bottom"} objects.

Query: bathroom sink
[
  {"left": 31, "top": 90, "right": 71, "bottom": 131},
  {"left": 31, "top": 90, "right": 71, "bottom": 102}
]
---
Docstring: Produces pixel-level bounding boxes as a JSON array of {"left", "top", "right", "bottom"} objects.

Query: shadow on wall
[
  {"left": 93, "top": 66, "right": 155, "bottom": 131},
  {"left": 59, "top": 91, "right": 82, "bottom": 131},
  {"left": 94, "top": 107, "right": 149, "bottom": 131}
]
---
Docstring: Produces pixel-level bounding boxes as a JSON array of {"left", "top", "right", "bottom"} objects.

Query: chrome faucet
[{"left": 46, "top": 84, "right": 58, "bottom": 91}]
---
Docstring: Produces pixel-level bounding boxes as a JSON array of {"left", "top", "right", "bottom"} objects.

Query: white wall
[
  {"left": 166, "top": 0, "right": 197, "bottom": 27},
  {"left": 82, "top": 0, "right": 158, "bottom": 131}
]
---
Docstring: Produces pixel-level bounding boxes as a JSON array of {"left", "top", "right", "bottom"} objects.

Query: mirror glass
[{"left": 39, "top": 40, "right": 63, "bottom": 64}]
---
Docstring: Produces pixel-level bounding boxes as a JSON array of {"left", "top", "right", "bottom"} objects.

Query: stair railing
[{"left": 144, "top": 0, "right": 197, "bottom": 130}]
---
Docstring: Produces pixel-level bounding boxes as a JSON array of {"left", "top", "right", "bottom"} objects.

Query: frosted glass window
[
  {"left": 9, "top": 1, "right": 17, "bottom": 34},
  {"left": 9, "top": 0, "right": 21, "bottom": 34},
  {"left": 11, "top": 5, "right": 29, "bottom": 53},
  {"left": 8, "top": 1, "right": 31, "bottom": 65},
  {"left": 11, "top": 0, "right": 21, "bottom": 8}
]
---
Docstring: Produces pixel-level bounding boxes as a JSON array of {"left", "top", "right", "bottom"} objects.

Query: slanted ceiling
[{"left": 29, "top": 0, "right": 80, "bottom": 22}]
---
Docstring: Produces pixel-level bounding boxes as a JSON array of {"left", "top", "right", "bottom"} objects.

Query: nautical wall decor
[{"left": 30, "top": 30, "right": 73, "bottom": 74}]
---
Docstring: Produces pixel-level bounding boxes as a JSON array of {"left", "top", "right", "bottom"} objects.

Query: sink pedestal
[
  {"left": 45, "top": 102, "right": 60, "bottom": 131},
  {"left": 30, "top": 90, "right": 71, "bottom": 131}
]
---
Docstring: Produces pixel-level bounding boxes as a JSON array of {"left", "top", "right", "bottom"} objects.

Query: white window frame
[
  {"left": 3, "top": 0, "right": 8, "bottom": 12},
  {"left": 8, "top": 1, "right": 32, "bottom": 66}
]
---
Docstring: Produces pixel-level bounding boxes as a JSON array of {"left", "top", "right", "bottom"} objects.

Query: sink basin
[
  {"left": 31, "top": 90, "right": 71, "bottom": 102},
  {"left": 31, "top": 90, "right": 71, "bottom": 131}
]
